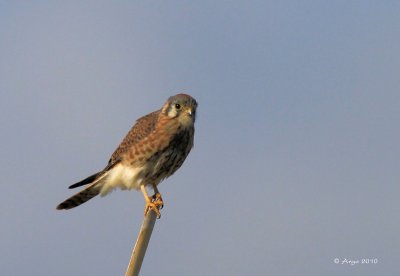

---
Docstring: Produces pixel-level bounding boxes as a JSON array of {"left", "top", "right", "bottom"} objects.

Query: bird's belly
[{"left": 99, "top": 164, "right": 144, "bottom": 196}]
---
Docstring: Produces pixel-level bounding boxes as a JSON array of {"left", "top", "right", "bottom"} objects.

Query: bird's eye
[{"left": 175, "top": 103, "right": 181, "bottom": 109}]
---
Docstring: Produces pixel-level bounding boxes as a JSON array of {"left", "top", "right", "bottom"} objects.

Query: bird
[{"left": 56, "top": 94, "right": 197, "bottom": 218}]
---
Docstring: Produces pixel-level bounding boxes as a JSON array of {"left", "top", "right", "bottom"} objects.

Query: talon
[
  {"left": 141, "top": 185, "right": 163, "bottom": 219},
  {"left": 153, "top": 193, "right": 164, "bottom": 210},
  {"left": 144, "top": 202, "right": 161, "bottom": 218}
]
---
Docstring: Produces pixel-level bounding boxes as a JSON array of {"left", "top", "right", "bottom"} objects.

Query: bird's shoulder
[{"left": 109, "top": 109, "right": 161, "bottom": 163}]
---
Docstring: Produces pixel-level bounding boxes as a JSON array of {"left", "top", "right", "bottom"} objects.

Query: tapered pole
[{"left": 125, "top": 210, "right": 157, "bottom": 276}]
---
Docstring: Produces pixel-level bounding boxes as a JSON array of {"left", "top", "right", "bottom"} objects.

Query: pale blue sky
[{"left": 1, "top": 1, "right": 399, "bottom": 275}]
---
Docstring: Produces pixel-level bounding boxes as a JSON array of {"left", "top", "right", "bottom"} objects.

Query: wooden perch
[{"left": 125, "top": 209, "right": 158, "bottom": 276}]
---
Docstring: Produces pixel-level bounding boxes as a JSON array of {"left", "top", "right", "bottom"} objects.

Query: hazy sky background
[{"left": 1, "top": 1, "right": 399, "bottom": 275}]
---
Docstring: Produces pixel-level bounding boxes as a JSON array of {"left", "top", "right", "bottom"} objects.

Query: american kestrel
[{"left": 56, "top": 94, "right": 197, "bottom": 218}]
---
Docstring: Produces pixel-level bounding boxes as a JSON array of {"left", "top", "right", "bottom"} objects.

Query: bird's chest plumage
[
  {"left": 122, "top": 119, "right": 194, "bottom": 186},
  {"left": 102, "top": 128, "right": 193, "bottom": 195},
  {"left": 149, "top": 128, "right": 193, "bottom": 181}
]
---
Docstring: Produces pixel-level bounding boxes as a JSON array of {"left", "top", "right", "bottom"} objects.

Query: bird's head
[{"left": 162, "top": 93, "right": 198, "bottom": 127}]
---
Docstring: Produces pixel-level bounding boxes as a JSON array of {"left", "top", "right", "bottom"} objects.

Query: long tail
[
  {"left": 56, "top": 161, "right": 120, "bottom": 210},
  {"left": 56, "top": 183, "right": 101, "bottom": 210},
  {"left": 56, "top": 172, "right": 110, "bottom": 210}
]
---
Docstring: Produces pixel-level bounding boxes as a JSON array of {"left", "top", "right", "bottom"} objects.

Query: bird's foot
[
  {"left": 144, "top": 202, "right": 161, "bottom": 219},
  {"left": 144, "top": 194, "right": 163, "bottom": 219},
  {"left": 152, "top": 193, "right": 164, "bottom": 210}
]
